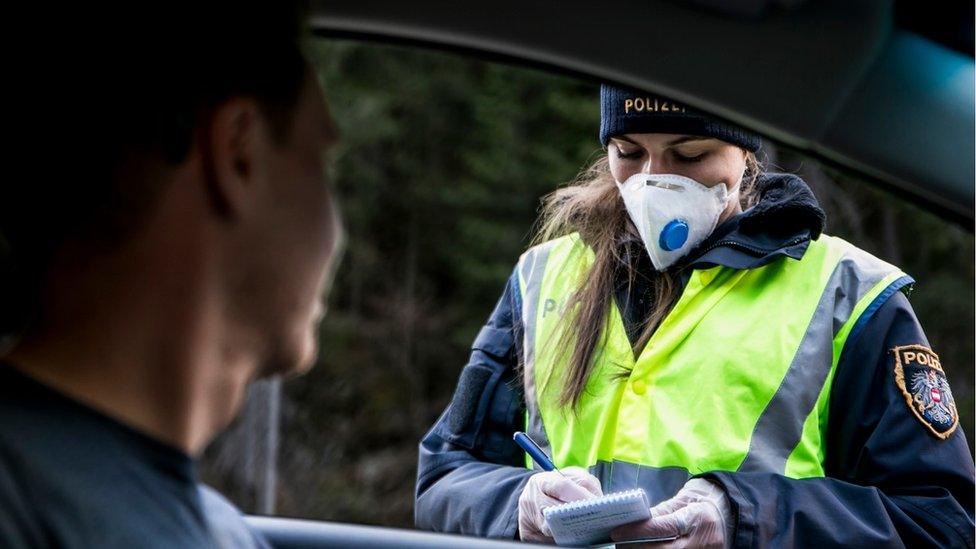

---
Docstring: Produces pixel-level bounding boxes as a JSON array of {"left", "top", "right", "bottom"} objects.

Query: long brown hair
[{"left": 533, "top": 152, "right": 761, "bottom": 409}]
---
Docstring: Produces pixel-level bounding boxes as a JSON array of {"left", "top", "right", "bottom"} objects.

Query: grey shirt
[{"left": 0, "top": 364, "right": 267, "bottom": 548}]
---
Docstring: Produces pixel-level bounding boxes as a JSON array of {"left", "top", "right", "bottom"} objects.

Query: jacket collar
[{"left": 679, "top": 172, "right": 826, "bottom": 271}]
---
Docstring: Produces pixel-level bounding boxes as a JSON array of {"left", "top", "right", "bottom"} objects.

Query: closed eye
[
  {"left": 673, "top": 151, "right": 707, "bottom": 163},
  {"left": 615, "top": 148, "right": 643, "bottom": 160}
]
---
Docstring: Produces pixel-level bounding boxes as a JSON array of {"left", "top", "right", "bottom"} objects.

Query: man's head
[
  {"left": 2, "top": 2, "right": 343, "bottom": 379},
  {"left": 213, "top": 74, "right": 343, "bottom": 377}
]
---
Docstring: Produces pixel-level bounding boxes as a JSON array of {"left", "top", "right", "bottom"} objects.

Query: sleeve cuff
[{"left": 698, "top": 472, "right": 755, "bottom": 549}]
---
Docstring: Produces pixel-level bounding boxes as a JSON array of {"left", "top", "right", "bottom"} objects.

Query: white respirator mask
[{"left": 616, "top": 173, "right": 737, "bottom": 271}]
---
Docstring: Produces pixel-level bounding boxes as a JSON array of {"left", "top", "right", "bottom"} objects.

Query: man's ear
[{"left": 199, "top": 98, "right": 266, "bottom": 220}]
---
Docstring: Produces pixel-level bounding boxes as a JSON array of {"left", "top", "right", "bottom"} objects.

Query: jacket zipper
[{"left": 692, "top": 235, "right": 809, "bottom": 260}]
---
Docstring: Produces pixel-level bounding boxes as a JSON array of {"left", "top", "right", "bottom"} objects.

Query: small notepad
[{"left": 543, "top": 488, "right": 651, "bottom": 546}]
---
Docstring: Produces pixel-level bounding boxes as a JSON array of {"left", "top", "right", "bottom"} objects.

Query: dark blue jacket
[{"left": 415, "top": 174, "right": 975, "bottom": 547}]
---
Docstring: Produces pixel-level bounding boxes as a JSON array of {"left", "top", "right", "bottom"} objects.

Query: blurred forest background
[{"left": 201, "top": 38, "right": 975, "bottom": 528}]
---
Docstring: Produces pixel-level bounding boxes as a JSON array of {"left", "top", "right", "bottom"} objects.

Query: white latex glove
[
  {"left": 611, "top": 478, "right": 732, "bottom": 549},
  {"left": 518, "top": 467, "right": 603, "bottom": 543}
]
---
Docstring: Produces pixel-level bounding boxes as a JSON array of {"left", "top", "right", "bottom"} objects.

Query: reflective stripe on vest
[
  {"left": 515, "top": 233, "right": 909, "bottom": 494},
  {"left": 517, "top": 239, "right": 559, "bottom": 468}
]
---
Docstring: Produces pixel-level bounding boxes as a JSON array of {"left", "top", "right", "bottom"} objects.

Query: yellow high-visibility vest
[{"left": 516, "top": 233, "right": 910, "bottom": 502}]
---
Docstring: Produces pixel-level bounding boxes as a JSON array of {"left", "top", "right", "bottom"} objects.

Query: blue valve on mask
[{"left": 659, "top": 219, "right": 689, "bottom": 251}]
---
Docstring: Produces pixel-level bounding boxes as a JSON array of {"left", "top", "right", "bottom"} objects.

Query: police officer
[{"left": 414, "top": 84, "right": 975, "bottom": 547}]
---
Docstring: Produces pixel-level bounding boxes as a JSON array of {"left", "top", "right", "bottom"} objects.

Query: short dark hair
[{"left": 1, "top": 2, "right": 310, "bottom": 343}]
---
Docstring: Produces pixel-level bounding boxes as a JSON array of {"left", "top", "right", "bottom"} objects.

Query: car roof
[{"left": 311, "top": 0, "right": 975, "bottom": 225}]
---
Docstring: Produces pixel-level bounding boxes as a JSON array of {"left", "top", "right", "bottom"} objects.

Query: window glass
[{"left": 200, "top": 38, "right": 974, "bottom": 525}]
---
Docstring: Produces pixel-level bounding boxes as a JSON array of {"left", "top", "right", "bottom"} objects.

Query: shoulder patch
[{"left": 892, "top": 345, "right": 958, "bottom": 439}]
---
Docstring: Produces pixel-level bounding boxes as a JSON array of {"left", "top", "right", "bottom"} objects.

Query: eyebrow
[
  {"left": 666, "top": 136, "right": 713, "bottom": 146},
  {"left": 612, "top": 135, "right": 639, "bottom": 145}
]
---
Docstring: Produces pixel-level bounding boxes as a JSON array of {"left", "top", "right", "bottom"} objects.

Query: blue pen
[{"left": 513, "top": 431, "right": 567, "bottom": 477}]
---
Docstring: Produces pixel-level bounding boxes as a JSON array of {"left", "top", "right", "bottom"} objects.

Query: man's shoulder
[
  {"left": 0, "top": 435, "right": 48, "bottom": 548},
  {"left": 0, "top": 367, "right": 80, "bottom": 493},
  {"left": 0, "top": 379, "right": 116, "bottom": 548},
  {"left": 0, "top": 366, "right": 131, "bottom": 476},
  {"left": 0, "top": 366, "right": 218, "bottom": 548},
  {"left": 199, "top": 485, "right": 270, "bottom": 549}
]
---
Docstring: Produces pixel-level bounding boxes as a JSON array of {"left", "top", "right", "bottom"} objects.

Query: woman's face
[{"left": 607, "top": 133, "right": 748, "bottom": 218}]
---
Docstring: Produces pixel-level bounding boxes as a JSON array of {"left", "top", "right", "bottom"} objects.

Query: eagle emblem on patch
[{"left": 892, "top": 345, "right": 958, "bottom": 439}]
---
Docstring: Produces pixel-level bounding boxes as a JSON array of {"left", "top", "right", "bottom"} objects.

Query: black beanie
[{"left": 600, "top": 84, "right": 761, "bottom": 152}]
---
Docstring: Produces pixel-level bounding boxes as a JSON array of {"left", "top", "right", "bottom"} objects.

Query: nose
[{"left": 639, "top": 154, "right": 669, "bottom": 175}]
